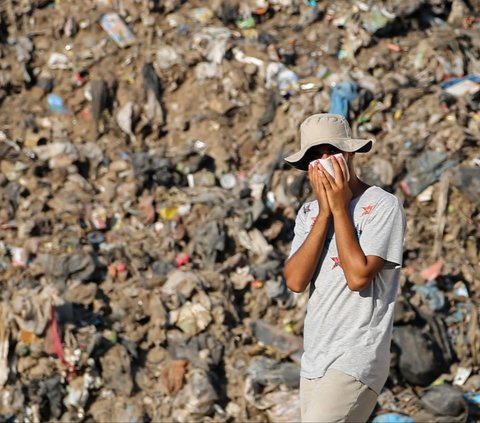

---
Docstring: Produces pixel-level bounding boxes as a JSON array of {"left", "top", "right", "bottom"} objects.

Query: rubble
[{"left": 0, "top": 0, "right": 479, "bottom": 422}]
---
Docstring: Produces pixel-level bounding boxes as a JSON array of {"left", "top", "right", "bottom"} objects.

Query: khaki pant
[{"left": 300, "top": 369, "right": 378, "bottom": 422}]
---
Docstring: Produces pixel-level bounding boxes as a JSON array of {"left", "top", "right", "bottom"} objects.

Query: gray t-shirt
[{"left": 288, "top": 186, "right": 406, "bottom": 394}]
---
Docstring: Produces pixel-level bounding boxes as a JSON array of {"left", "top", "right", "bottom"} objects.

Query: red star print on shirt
[
  {"left": 361, "top": 204, "right": 374, "bottom": 216},
  {"left": 331, "top": 256, "right": 342, "bottom": 269}
]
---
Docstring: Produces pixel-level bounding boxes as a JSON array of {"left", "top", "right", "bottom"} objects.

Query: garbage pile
[{"left": 0, "top": 0, "right": 479, "bottom": 421}]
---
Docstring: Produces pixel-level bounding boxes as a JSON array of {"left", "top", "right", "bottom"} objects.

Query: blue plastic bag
[
  {"left": 372, "top": 413, "right": 415, "bottom": 423},
  {"left": 47, "top": 94, "right": 69, "bottom": 113},
  {"left": 329, "top": 81, "right": 358, "bottom": 117}
]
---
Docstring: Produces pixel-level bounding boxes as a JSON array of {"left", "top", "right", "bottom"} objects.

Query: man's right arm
[{"left": 283, "top": 214, "right": 331, "bottom": 293}]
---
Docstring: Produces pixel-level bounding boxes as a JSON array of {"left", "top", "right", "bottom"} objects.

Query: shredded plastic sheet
[
  {"left": 45, "top": 306, "right": 76, "bottom": 371},
  {"left": 0, "top": 306, "right": 9, "bottom": 387}
]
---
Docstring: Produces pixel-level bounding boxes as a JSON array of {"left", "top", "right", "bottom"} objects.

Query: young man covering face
[{"left": 284, "top": 113, "right": 406, "bottom": 423}]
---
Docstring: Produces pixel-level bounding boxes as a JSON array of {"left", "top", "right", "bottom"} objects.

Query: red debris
[
  {"left": 175, "top": 253, "right": 190, "bottom": 267},
  {"left": 44, "top": 307, "right": 75, "bottom": 371},
  {"left": 420, "top": 260, "right": 444, "bottom": 281}
]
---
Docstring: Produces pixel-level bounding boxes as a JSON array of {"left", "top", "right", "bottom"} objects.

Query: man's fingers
[
  {"left": 320, "top": 162, "right": 336, "bottom": 187},
  {"left": 331, "top": 156, "right": 345, "bottom": 184},
  {"left": 319, "top": 168, "right": 333, "bottom": 190},
  {"left": 309, "top": 163, "right": 323, "bottom": 196},
  {"left": 309, "top": 164, "right": 319, "bottom": 185}
]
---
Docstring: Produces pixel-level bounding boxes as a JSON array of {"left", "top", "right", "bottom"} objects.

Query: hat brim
[{"left": 284, "top": 137, "right": 374, "bottom": 171}]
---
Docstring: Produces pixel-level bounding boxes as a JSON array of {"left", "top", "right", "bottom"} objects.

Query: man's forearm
[
  {"left": 332, "top": 208, "right": 369, "bottom": 289},
  {"left": 284, "top": 214, "right": 331, "bottom": 292}
]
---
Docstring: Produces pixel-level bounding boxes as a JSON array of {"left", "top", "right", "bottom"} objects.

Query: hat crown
[
  {"left": 284, "top": 112, "right": 374, "bottom": 170},
  {"left": 300, "top": 113, "right": 352, "bottom": 148}
]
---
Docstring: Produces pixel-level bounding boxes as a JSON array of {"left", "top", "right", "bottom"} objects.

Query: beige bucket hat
[{"left": 284, "top": 113, "right": 375, "bottom": 171}]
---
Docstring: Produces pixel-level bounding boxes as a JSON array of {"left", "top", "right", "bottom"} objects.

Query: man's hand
[
  {"left": 319, "top": 155, "right": 352, "bottom": 214},
  {"left": 309, "top": 161, "right": 332, "bottom": 217}
]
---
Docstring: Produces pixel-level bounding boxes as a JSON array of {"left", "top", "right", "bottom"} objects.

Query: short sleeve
[
  {"left": 288, "top": 203, "right": 310, "bottom": 259},
  {"left": 359, "top": 196, "right": 406, "bottom": 267}
]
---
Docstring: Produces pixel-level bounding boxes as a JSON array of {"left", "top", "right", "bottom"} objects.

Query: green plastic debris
[
  {"left": 236, "top": 16, "right": 256, "bottom": 30},
  {"left": 362, "top": 6, "right": 394, "bottom": 34}
]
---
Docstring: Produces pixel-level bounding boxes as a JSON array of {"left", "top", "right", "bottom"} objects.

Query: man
[{"left": 283, "top": 113, "right": 406, "bottom": 422}]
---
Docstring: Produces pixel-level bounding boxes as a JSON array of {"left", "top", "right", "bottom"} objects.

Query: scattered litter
[{"left": 0, "top": 1, "right": 478, "bottom": 421}]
